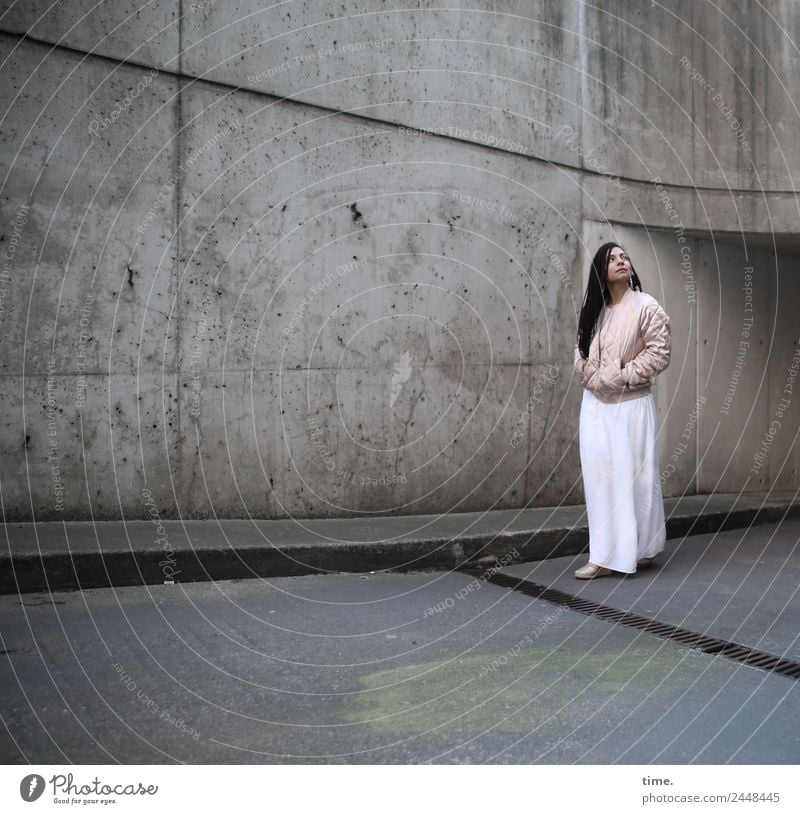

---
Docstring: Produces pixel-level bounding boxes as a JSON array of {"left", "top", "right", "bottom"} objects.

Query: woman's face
[{"left": 606, "top": 246, "right": 631, "bottom": 285}]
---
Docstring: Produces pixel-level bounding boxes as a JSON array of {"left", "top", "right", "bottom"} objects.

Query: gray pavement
[
  {"left": 2, "top": 491, "right": 798, "bottom": 593},
  {"left": 1, "top": 519, "right": 798, "bottom": 764},
  {"left": 500, "top": 519, "right": 800, "bottom": 662}
]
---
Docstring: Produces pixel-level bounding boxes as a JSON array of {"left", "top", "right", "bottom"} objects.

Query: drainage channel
[{"left": 475, "top": 570, "right": 800, "bottom": 682}]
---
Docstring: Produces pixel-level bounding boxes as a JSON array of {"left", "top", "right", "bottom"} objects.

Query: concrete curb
[{"left": 2, "top": 493, "right": 797, "bottom": 594}]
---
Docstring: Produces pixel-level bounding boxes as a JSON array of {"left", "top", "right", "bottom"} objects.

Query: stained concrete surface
[{"left": 3, "top": 3, "right": 800, "bottom": 523}]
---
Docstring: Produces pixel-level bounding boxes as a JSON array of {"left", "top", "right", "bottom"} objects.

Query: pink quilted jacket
[{"left": 574, "top": 289, "right": 671, "bottom": 404}]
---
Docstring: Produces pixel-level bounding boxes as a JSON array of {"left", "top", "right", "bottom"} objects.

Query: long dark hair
[{"left": 577, "top": 242, "right": 643, "bottom": 358}]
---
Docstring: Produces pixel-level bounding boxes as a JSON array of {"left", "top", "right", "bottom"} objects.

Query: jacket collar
[{"left": 606, "top": 286, "right": 633, "bottom": 309}]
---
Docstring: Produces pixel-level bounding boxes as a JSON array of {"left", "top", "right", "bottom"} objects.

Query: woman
[{"left": 573, "top": 243, "right": 671, "bottom": 579}]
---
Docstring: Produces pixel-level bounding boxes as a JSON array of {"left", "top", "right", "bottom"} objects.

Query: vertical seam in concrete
[
  {"left": 578, "top": 0, "right": 586, "bottom": 179},
  {"left": 694, "top": 236, "right": 699, "bottom": 494},
  {"left": 575, "top": 0, "right": 587, "bottom": 507},
  {"left": 577, "top": 0, "right": 587, "bottom": 261},
  {"left": 690, "top": 1, "right": 696, "bottom": 190},
  {"left": 175, "top": 1, "right": 184, "bottom": 507},
  {"left": 690, "top": 0, "right": 699, "bottom": 494},
  {"left": 695, "top": 236, "right": 702, "bottom": 493},
  {"left": 767, "top": 246, "right": 774, "bottom": 489},
  {"left": 524, "top": 259, "right": 532, "bottom": 501}
]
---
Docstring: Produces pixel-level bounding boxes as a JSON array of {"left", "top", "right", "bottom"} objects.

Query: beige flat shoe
[{"left": 574, "top": 563, "right": 612, "bottom": 579}]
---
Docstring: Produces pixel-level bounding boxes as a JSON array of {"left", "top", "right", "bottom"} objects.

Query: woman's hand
[
  {"left": 574, "top": 345, "right": 599, "bottom": 385},
  {"left": 595, "top": 357, "right": 626, "bottom": 393}
]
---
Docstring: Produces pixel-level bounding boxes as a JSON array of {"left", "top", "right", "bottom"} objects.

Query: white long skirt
[{"left": 579, "top": 389, "right": 666, "bottom": 573}]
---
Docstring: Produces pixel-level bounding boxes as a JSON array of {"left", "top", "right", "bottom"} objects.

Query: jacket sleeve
[{"left": 621, "top": 302, "right": 671, "bottom": 386}]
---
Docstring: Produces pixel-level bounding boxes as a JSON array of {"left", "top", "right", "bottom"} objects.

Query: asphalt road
[{"left": 1, "top": 521, "right": 798, "bottom": 764}]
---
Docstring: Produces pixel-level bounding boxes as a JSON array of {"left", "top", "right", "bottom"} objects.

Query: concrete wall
[{"left": 1, "top": 1, "right": 798, "bottom": 520}]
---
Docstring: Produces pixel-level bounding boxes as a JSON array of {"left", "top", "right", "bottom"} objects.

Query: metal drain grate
[{"left": 476, "top": 570, "right": 800, "bottom": 681}]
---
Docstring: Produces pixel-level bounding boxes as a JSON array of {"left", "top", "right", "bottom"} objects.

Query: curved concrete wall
[{"left": 1, "top": 2, "right": 797, "bottom": 520}]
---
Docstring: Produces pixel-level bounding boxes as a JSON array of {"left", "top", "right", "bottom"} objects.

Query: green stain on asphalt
[{"left": 343, "top": 646, "right": 684, "bottom": 734}]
